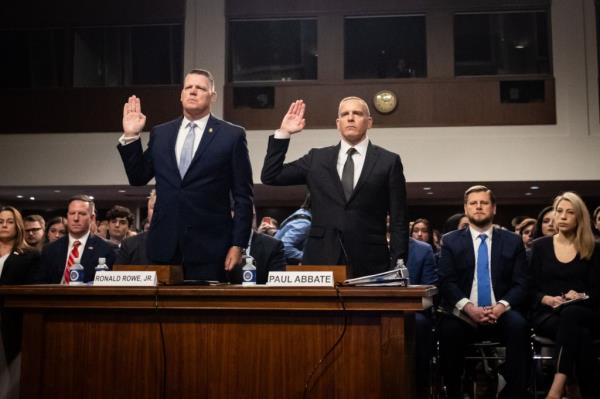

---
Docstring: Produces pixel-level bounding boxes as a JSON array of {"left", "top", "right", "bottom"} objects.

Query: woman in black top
[{"left": 530, "top": 192, "right": 600, "bottom": 399}]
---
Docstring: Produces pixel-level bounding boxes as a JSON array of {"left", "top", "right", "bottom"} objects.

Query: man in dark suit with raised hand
[
  {"left": 261, "top": 98, "right": 408, "bottom": 277},
  {"left": 36, "top": 195, "right": 116, "bottom": 284},
  {"left": 117, "top": 69, "right": 253, "bottom": 281},
  {"left": 437, "top": 185, "right": 530, "bottom": 399}
]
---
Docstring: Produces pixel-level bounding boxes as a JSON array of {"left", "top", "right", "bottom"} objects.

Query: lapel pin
[
  {"left": 208, "top": 128, "right": 213, "bottom": 133},
  {"left": 88, "top": 246, "right": 94, "bottom": 250}
]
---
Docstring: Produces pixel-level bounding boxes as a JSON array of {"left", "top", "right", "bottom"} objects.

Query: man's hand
[
  {"left": 463, "top": 303, "right": 493, "bottom": 324},
  {"left": 564, "top": 290, "right": 586, "bottom": 300},
  {"left": 488, "top": 303, "right": 507, "bottom": 323},
  {"left": 123, "top": 95, "right": 147, "bottom": 137},
  {"left": 224, "top": 246, "right": 243, "bottom": 271},
  {"left": 542, "top": 295, "right": 566, "bottom": 308},
  {"left": 280, "top": 100, "right": 306, "bottom": 134}
]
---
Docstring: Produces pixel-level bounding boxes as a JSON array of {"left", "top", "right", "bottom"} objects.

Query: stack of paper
[{"left": 343, "top": 267, "right": 408, "bottom": 287}]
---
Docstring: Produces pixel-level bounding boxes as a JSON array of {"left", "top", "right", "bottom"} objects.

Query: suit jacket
[
  {"left": 0, "top": 248, "right": 40, "bottom": 285},
  {"left": 115, "top": 232, "right": 149, "bottom": 265},
  {"left": 407, "top": 237, "right": 438, "bottom": 285},
  {"left": 229, "top": 232, "right": 285, "bottom": 284},
  {"left": 437, "top": 227, "right": 529, "bottom": 310},
  {"left": 36, "top": 234, "right": 117, "bottom": 283},
  {"left": 118, "top": 115, "right": 253, "bottom": 281},
  {"left": 1, "top": 248, "right": 40, "bottom": 364},
  {"left": 261, "top": 136, "right": 408, "bottom": 278}
]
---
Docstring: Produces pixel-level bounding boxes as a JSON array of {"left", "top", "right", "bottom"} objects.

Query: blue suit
[
  {"left": 118, "top": 115, "right": 253, "bottom": 281},
  {"left": 437, "top": 227, "right": 530, "bottom": 399},
  {"left": 36, "top": 235, "right": 117, "bottom": 284},
  {"left": 407, "top": 237, "right": 437, "bottom": 285}
]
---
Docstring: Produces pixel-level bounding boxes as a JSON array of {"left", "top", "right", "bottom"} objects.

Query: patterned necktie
[
  {"left": 341, "top": 148, "right": 357, "bottom": 200},
  {"left": 64, "top": 240, "right": 81, "bottom": 284},
  {"left": 179, "top": 122, "right": 196, "bottom": 178},
  {"left": 477, "top": 234, "right": 492, "bottom": 307}
]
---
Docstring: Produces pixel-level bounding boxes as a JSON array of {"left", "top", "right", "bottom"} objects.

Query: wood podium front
[{"left": 0, "top": 285, "right": 436, "bottom": 399}]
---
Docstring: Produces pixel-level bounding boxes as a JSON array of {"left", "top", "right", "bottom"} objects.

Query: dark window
[
  {"left": 0, "top": 29, "right": 65, "bottom": 88},
  {"left": 454, "top": 11, "right": 550, "bottom": 76},
  {"left": 344, "top": 15, "right": 426, "bottom": 79},
  {"left": 73, "top": 25, "right": 183, "bottom": 87},
  {"left": 228, "top": 19, "right": 317, "bottom": 82}
]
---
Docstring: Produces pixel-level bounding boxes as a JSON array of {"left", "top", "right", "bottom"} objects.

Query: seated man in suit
[
  {"left": 36, "top": 195, "right": 116, "bottom": 283},
  {"left": 116, "top": 190, "right": 156, "bottom": 265},
  {"left": 437, "top": 185, "right": 530, "bottom": 399}
]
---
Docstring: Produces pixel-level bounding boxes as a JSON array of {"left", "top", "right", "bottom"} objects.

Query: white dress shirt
[
  {"left": 118, "top": 114, "right": 210, "bottom": 166},
  {"left": 455, "top": 226, "right": 510, "bottom": 311},
  {"left": 273, "top": 130, "right": 369, "bottom": 189}
]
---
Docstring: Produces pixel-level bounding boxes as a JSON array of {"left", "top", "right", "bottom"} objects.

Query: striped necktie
[{"left": 64, "top": 240, "right": 81, "bottom": 284}]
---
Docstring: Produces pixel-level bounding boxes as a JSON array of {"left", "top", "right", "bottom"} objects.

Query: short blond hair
[{"left": 338, "top": 96, "right": 370, "bottom": 117}]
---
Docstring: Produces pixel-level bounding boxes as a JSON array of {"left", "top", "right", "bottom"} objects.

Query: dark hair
[
  {"left": 532, "top": 205, "right": 553, "bottom": 239},
  {"left": 106, "top": 205, "right": 134, "bottom": 226},
  {"left": 410, "top": 218, "right": 434, "bottom": 247},
  {"left": 443, "top": 213, "right": 465, "bottom": 234},
  {"left": 464, "top": 185, "right": 496, "bottom": 205},
  {"left": 24, "top": 214, "right": 45, "bottom": 229},
  {"left": 593, "top": 205, "right": 600, "bottom": 237},
  {"left": 45, "top": 216, "right": 67, "bottom": 242},
  {"left": 68, "top": 195, "right": 96, "bottom": 216},
  {"left": 188, "top": 69, "right": 215, "bottom": 91}
]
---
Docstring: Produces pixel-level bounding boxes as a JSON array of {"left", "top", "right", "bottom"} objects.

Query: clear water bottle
[
  {"left": 396, "top": 258, "right": 410, "bottom": 286},
  {"left": 242, "top": 255, "right": 257, "bottom": 286},
  {"left": 95, "top": 257, "right": 109, "bottom": 276},
  {"left": 69, "top": 258, "right": 85, "bottom": 285}
]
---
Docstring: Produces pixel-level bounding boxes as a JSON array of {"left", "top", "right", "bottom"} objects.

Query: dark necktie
[
  {"left": 477, "top": 234, "right": 492, "bottom": 307},
  {"left": 342, "top": 148, "right": 357, "bottom": 201}
]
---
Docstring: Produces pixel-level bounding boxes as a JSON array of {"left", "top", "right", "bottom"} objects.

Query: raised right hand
[
  {"left": 280, "top": 100, "right": 306, "bottom": 134},
  {"left": 122, "top": 95, "right": 146, "bottom": 137}
]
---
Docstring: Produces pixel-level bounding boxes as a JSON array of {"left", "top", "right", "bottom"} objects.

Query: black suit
[
  {"left": 115, "top": 232, "right": 149, "bottom": 265},
  {"left": 1, "top": 249, "right": 40, "bottom": 363},
  {"left": 36, "top": 234, "right": 117, "bottom": 283},
  {"left": 437, "top": 227, "right": 530, "bottom": 399},
  {"left": 229, "top": 232, "right": 285, "bottom": 284},
  {"left": 261, "top": 136, "right": 407, "bottom": 278}
]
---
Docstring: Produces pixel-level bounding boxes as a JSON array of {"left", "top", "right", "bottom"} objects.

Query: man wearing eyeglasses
[{"left": 24, "top": 214, "right": 45, "bottom": 251}]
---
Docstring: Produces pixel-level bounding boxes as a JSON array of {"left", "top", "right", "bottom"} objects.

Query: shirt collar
[
  {"left": 182, "top": 114, "right": 210, "bottom": 129},
  {"left": 69, "top": 231, "right": 90, "bottom": 248},
  {"left": 469, "top": 225, "right": 494, "bottom": 241},
  {"left": 340, "top": 135, "right": 369, "bottom": 156}
]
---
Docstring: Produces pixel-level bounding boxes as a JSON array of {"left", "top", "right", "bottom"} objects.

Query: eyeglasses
[{"left": 25, "top": 227, "right": 43, "bottom": 234}]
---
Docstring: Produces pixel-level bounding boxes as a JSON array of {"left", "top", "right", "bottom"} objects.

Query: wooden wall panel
[{"left": 224, "top": 78, "right": 556, "bottom": 129}]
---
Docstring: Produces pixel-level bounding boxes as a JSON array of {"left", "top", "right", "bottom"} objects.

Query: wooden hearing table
[{"left": 0, "top": 285, "right": 436, "bottom": 399}]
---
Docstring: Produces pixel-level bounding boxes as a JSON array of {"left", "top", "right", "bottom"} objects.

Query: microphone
[{"left": 335, "top": 228, "right": 353, "bottom": 277}]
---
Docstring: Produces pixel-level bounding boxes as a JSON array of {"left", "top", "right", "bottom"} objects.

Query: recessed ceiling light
[
  {"left": 118, "top": 189, "right": 126, "bottom": 193},
  {"left": 29, "top": 196, "right": 35, "bottom": 201},
  {"left": 88, "top": 195, "right": 95, "bottom": 200},
  {"left": 427, "top": 192, "right": 434, "bottom": 195},
  {"left": 525, "top": 192, "right": 532, "bottom": 196},
  {"left": 530, "top": 186, "right": 540, "bottom": 190},
  {"left": 53, "top": 189, "right": 61, "bottom": 193},
  {"left": 423, "top": 187, "right": 431, "bottom": 191},
  {"left": 16, "top": 195, "right": 23, "bottom": 199}
]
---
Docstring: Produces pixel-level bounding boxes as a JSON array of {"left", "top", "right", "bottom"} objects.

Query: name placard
[
  {"left": 266, "top": 271, "right": 334, "bottom": 287},
  {"left": 93, "top": 271, "right": 157, "bottom": 287}
]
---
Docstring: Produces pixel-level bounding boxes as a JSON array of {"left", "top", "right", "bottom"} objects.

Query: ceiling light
[
  {"left": 118, "top": 189, "right": 127, "bottom": 193},
  {"left": 29, "top": 196, "right": 35, "bottom": 201},
  {"left": 423, "top": 187, "right": 431, "bottom": 191},
  {"left": 525, "top": 192, "right": 532, "bottom": 196},
  {"left": 88, "top": 196, "right": 95, "bottom": 200},
  {"left": 53, "top": 189, "right": 61, "bottom": 193},
  {"left": 530, "top": 186, "right": 539, "bottom": 190},
  {"left": 16, "top": 195, "right": 23, "bottom": 199},
  {"left": 427, "top": 192, "right": 434, "bottom": 195}
]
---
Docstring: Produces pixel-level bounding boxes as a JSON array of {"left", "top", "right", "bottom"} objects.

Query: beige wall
[{"left": 0, "top": 0, "right": 598, "bottom": 187}]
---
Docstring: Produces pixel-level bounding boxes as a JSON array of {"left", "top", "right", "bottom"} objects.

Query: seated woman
[
  {"left": 532, "top": 205, "right": 557, "bottom": 240},
  {"left": 0, "top": 205, "right": 41, "bottom": 397},
  {"left": 529, "top": 192, "right": 600, "bottom": 399},
  {"left": 410, "top": 218, "right": 438, "bottom": 255}
]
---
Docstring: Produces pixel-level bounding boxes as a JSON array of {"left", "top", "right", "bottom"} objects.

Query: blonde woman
[{"left": 529, "top": 192, "right": 600, "bottom": 399}]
